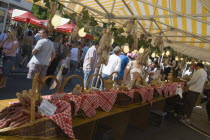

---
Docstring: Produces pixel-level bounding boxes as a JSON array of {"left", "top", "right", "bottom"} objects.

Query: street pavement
[{"left": 0, "top": 53, "right": 84, "bottom": 100}]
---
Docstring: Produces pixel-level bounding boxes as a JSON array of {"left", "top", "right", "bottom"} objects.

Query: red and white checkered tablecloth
[
  {"left": 178, "top": 82, "right": 185, "bottom": 89},
  {"left": 46, "top": 100, "right": 75, "bottom": 139},
  {"left": 50, "top": 93, "right": 82, "bottom": 114},
  {"left": 80, "top": 94, "right": 99, "bottom": 117},
  {"left": 136, "top": 88, "right": 148, "bottom": 103},
  {"left": 92, "top": 91, "right": 117, "bottom": 112},
  {"left": 154, "top": 86, "right": 163, "bottom": 96},
  {"left": 145, "top": 87, "right": 154, "bottom": 103},
  {"left": 114, "top": 90, "right": 134, "bottom": 99},
  {"left": 171, "top": 83, "right": 178, "bottom": 96},
  {"left": 162, "top": 85, "right": 169, "bottom": 97}
]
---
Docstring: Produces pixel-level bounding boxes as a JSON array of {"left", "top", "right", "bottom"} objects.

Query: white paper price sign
[{"left": 39, "top": 99, "right": 57, "bottom": 116}]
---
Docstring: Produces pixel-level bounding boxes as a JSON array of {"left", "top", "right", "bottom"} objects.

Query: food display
[
  {"left": 0, "top": 90, "right": 42, "bottom": 129},
  {"left": 168, "top": 73, "right": 174, "bottom": 83},
  {"left": 97, "top": 28, "right": 113, "bottom": 67},
  {"left": 150, "top": 78, "right": 161, "bottom": 86},
  {"left": 104, "top": 79, "right": 115, "bottom": 90},
  {"left": 71, "top": 7, "right": 86, "bottom": 41}
]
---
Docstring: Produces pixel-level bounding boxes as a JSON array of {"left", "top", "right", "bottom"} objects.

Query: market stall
[{"left": 0, "top": 73, "right": 185, "bottom": 140}]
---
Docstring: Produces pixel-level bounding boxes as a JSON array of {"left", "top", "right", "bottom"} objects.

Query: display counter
[{"left": 0, "top": 96, "right": 168, "bottom": 140}]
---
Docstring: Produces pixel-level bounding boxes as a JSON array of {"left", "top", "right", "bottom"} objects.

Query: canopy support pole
[
  {"left": 121, "top": 0, "right": 149, "bottom": 35},
  {"left": 95, "top": 0, "right": 110, "bottom": 16},
  {"left": 155, "top": 20, "right": 210, "bottom": 43},
  {"left": 171, "top": 41, "right": 209, "bottom": 43},
  {"left": 153, "top": 20, "right": 169, "bottom": 41},
  {"left": 137, "top": 0, "right": 210, "bottom": 25},
  {"left": 155, "top": 35, "right": 210, "bottom": 38},
  {"left": 59, "top": 0, "right": 107, "bottom": 17},
  {"left": 149, "top": 0, "right": 158, "bottom": 33},
  {"left": 110, "top": 0, "right": 116, "bottom": 14}
]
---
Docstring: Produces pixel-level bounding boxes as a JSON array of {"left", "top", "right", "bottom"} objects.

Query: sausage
[
  {"left": 0, "top": 109, "right": 10, "bottom": 119},
  {"left": 13, "top": 117, "right": 29, "bottom": 127},
  {"left": 7, "top": 111, "right": 23, "bottom": 122},
  {"left": 0, "top": 121, "right": 9, "bottom": 129},
  {"left": 9, "top": 115, "right": 28, "bottom": 127}
]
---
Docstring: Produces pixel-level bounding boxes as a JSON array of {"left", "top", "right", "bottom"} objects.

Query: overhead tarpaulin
[
  {"left": 164, "top": 41, "right": 210, "bottom": 61},
  {"left": 26, "top": 0, "right": 210, "bottom": 49}
]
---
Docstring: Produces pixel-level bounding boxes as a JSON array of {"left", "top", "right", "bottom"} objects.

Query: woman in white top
[
  {"left": 123, "top": 53, "right": 143, "bottom": 84},
  {"left": 69, "top": 42, "right": 81, "bottom": 74}
]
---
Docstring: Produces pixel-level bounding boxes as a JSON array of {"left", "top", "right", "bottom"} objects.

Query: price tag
[{"left": 39, "top": 99, "right": 57, "bottom": 116}]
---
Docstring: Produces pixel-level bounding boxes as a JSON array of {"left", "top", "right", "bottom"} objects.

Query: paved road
[{"left": 0, "top": 52, "right": 84, "bottom": 100}]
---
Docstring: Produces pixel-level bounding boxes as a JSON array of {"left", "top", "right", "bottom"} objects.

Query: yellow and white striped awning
[{"left": 27, "top": 0, "right": 210, "bottom": 49}]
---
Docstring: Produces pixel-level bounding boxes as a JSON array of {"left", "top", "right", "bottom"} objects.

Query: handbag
[
  {"left": 0, "top": 38, "right": 8, "bottom": 57},
  {"left": 56, "top": 43, "right": 63, "bottom": 60}
]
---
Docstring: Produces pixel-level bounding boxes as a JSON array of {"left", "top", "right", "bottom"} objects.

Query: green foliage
[
  {"left": 114, "top": 35, "right": 126, "bottom": 47},
  {"left": 89, "top": 26, "right": 103, "bottom": 36},
  {"left": 89, "top": 16, "right": 98, "bottom": 26},
  {"left": 31, "top": 4, "right": 49, "bottom": 20},
  {"left": 33, "top": 0, "right": 39, "bottom": 3},
  {"left": 138, "top": 39, "right": 152, "bottom": 49}
]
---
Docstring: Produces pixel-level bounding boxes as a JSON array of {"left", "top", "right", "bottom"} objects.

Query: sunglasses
[{"left": 7, "top": 31, "right": 10, "bottom": 33}]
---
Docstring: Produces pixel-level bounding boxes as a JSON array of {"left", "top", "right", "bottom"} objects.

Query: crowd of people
[{"left": 0, "top": 24, "right": 209, "bottom": 124}]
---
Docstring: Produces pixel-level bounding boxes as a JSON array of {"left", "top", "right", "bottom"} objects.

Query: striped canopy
[{"left": 26, "top": 0, "right": 209, "bottom": 50}]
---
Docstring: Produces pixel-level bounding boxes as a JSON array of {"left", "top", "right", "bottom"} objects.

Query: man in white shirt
[
  {"left": 27, "top": 29, "right": 55, "bottom": 79},
  {"left": 183, "top": 63, "right": 207, "bottom": 124},
  {"left": 100, "top": 46, "right": 121, "bottom": 89},
  {"left": 83, "top": 42, "right": 99, "bottom": 88}
]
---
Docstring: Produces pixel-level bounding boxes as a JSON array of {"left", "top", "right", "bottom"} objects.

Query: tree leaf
[{"left": 33, "top": 0, "right": 39, "bottom": 3}]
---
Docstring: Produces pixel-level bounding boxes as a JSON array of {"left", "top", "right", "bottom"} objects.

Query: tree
[{"left": 31, "top": 4, "right": 49, "bottom": 20}]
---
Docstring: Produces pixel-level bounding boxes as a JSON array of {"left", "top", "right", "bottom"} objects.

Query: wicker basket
[
  {"left": 110, "top": 72, "right": 132, "bottom": 107},
  {"left": 86, "top": 74, "right": 104, "bottom": 90},
  {"left": 132, "top": 76, "right": 144, "bottom": 104},
  {"left": 60, "top": 75, "right": 84, "bottom": 117},
  {"left": 85, "top": 74, "right": 105, "bottom": 112},
  {"left": 132, "top": 91, "right": 142, "bottom": 104},
  {"left": 0, "top": 74, "right": 67, "bottom": 138},
  {"left": 153, "top": 88, "right": 160, "bottom": 98}
]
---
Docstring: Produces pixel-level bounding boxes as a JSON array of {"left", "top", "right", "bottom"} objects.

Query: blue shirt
[{"left": 118, "top": 54, "right": 129, "bottom": 80}]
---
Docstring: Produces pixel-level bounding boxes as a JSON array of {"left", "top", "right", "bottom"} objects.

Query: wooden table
[{"left": 0, "top": 97, "right": 168, "bottom": 140}]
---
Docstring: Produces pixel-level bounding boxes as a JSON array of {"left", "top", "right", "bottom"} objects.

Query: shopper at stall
[
  {"left": 83, "top": 42, "right": 99, "bottom": 88},
  {"left": 123, "top": 53, "right": 143, "bottom": 85},
  {"left": 24, "top": 25, "right": 33, "bottom": 36},
  {"left": 46, "top": 35, "right": 64, "bottom": 85},
  {"left": 19, "top": 30, "right": 34, "bottom": 67},
  {"left": 69, "top": 42, "right": 81, "bottom": 75},
  {"left": 101, "top": 46, "right": 121, "bottom": 80},
  {"left": 118, "top": 45, "right": 129, "bottom": 80},
  {"left": 0, "top": 28, "right": 19, "bottom": 88},
  {"left": 80, "top": 42, "right": 91, "bottom": 67},
  {"left": 182, "top": 63, "right": 207, "bottom": 124},
  {"left": 27, "top": 29, "right": 55, "bottom": 79}
]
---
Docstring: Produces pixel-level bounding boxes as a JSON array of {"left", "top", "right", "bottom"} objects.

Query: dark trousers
[
  {"left": 46, "top": 58, "right": 60, "bottom": 85},
  {"left": 206, "top": 100, "right": 210, "bottom": 121},
  {"left": 183, "top": 90, "right": 200, "bottom": 118}
]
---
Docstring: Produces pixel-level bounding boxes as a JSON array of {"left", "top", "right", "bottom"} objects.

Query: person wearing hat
[{"left": 182, "top": 63, "right": 207, "bottom": 124}]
